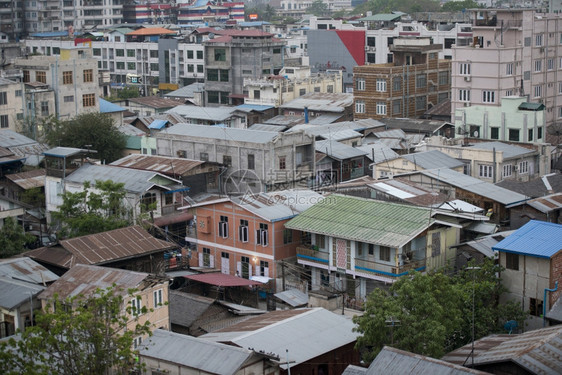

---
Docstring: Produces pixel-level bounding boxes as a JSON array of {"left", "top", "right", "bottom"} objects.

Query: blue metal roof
[
  {"left": 148, "top": 119, "right": 168, "bottom": 130},
  {"left": 235, "top": 104, "right": 274, "bottom": 112},
  {"left": 492, "top": 220, "right": 562, "bottom": 259},
  {"left": 30, "top": 31, "right": 78, "bottom": 37},
  {"left": 99, "top": 98, "right": 125, "bottom": 113}
]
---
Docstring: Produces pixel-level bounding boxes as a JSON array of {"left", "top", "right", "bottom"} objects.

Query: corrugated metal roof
[
  {"left": 546, "top": 295, "right": 562, "bottom": 322},
  {"left": 307, "top": 113, "right": 344, "bottom": 124},
  {"left": 274, "top": 289, "right": 308, "bottom": 307},
  {"left": 356, "top": 143, "right": 399, "bottom": 162},
  {"left": 65, "top": 163, "right": 178, "bottom": 194},
  {"left": 148, "top": 119, "right": 168, "bottom": 129},
  {"left": 315, "top": 140, "right": 367, "bottom": 160},
  {"left": 342, "top": 365, "right": 367, "bottom": 375},
  {"left": 248, "top": 123, "right": 287, "bottom": 132},
  {"left": 235, "top": 104, "right": 274, "bottom": 112},
  {"left": 419, "top": 169, "right": 528, "bottom": 206},
  {"left": 0, "top": 130, "right": 38, "bottom": 148},
  {"left": 5, "top": 169, "right": 46, "bottom": 190},
  {"left": 185, "top": 273, "right": 262, "bottom": 287},
  {"left": 438, "top": 200, "right": 484, "bottom": 213},
  {"left": 460, "top": 235, "right": 499, "bottom": 258},
  {"left": 285, "top": 195, "right": 433, "bottom": 248},
  {"left": 492, "top": 220, "right": 562, "bottom": 258},
  {"left": 38, "top": 264, "right": 158, "bottom": 301},
  {"left": 164, "top": 83, "right": 205, "bottom": 98},
  {"left": 169, "top": 290, "right": 214, "bottom": 328},
  {"left": 129, "top": 96, "right": 182, "bottom": 109},
  {"left": 374, "top": 129, "right": 406, "bottom": 139},
  {"left": 162, "top": 124, "right": 280, "bottom": 144},
  {"left": 264, "top": 115, "right": 305, "bottom": 126},
  {"left": 110, "top": 154, "right": 206, "bottom": 177},
  {"left": 280, "top": 93, "right": 353, "bottom": 113},
  {"left": 0, "top": 277, "right": 45, "bottom": 310},
  {"left": 139, "top": 329, "right": 253, "bottom": 374},
  {"left": 167, "top": 105, "right": 237, "bottom": 121},
  {"left": 368, "top": 346, "right": 488, "bottom": 374},
  {"left": 43, "top": 146, "right": 88, "bottom": 158},
  {"left": 99, "top": 98, "right": 124, "bottom": 113},
  {"left": 200, "top": 308, "right": 359, "bottom": 369},
  {"left": 358, "top": 13, "right": 402, "bottom": 21},
  {"left": 442, "top": 325, "right": 562, "bottom": 374},
  {"left": 403, "top": 150, "right": 464, "bottom": 170},
  {"left": 126, "top": 27, "right": 175, "bottom": 36},
  {"left": 467, "top": 141, "right": 535, "bottom": 159},
  {"left": 0, "top": 257, "right": 59, "bottom": 284},
  {"left": 526, "top": 193, "right": 562, "bottom": 213},
  {"left": 465, "top": 221, "right": 498, "bottom": 235},
  {"left": 518, "top": 102, "right": 545, "bottom": 111},
  {"left": 318, "top": 129, "right": 362, "bottom": 141}
]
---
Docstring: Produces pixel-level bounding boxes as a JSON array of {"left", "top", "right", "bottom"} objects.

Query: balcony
[
  {"left": 296, "top": 246, "right": 329, "bottom": 265},
  {"left": 355, "top": 257, "right": 426, "bottom": 278},
  {"left": 161, "top": 202, "right": 182, "bottom": 216}
]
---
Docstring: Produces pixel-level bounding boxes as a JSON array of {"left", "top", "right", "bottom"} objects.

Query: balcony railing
[
  {"left": 296, "top": 246, "right": 329, "bottom": 265},
  {"left": 161, "top": 203, "right": 182, "bottom": 216},
  {"left": 356, "top": 257, "right": 426, "bottom": 278}
]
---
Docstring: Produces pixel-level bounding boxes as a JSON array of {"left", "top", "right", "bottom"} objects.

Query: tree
[
  {"left": 307, "top": 0, "right": 329, "bottom": 17},
  {"left": 16, "top": 115, "right": 59, "bottom": 143},
  {"left": 0, "top": 285, "right": 151, "bottom": 375},
  {"left": 441, "top": 0, "right": 480, "bottom": 12},
  {"left": 45, "top": 112, "right": 126, "bottom": 164},
  {"left": 353, "top": 259, "right": 527, "bottom": 363},
  {"left": 352, "top": 0, "right": 440, "bottom": 16},
  {"left": 52, "top": 180, "right": 132, "bottom": 239},
  {"left": 0, "top": 217, "right": 35, "bottom": 258}
]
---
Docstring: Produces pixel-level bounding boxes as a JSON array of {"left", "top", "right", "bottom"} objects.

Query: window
[
  {"left": 376, "top": 78, "right": 386, "bottom": 92},
  {"left": 63, "top": 71, "right": 73, "bottom": 84},
  {"left": 23, "top": 70, "right": 30, "bottom": 83},
  {"left": 490, "top": 127, "right": 499, "bottom": 139},
  {"left": 127, "top": 49, "right": 135, "bottom": 57},
  {"left": 202, "top": 248, "right": 211, "bottom": 267},
  {"left": 197, "top": 65, "right": 204, "bottom": 73},
  {"left": 482, "top": 91, "right": 495, "bottom": 103},
  {"left": 355, "top": 100, "right": 365, "bottom": 114},
  {"left": 536, "top": 33, "right": 543, "bottom": 46},
  {"left": 133, "top": 336, "right": 142, "bottom": 350},
  {"left": 0, "top": 115, "right": 8, "bottom": 128},
  {"left": 153, "top": 289, "right": 163, "bottom": 308},
  {"left": 380, "top": 246, "right": 390, "bottom": 262},
  {"left": 200, "top": 152, "right": 208, "bottom": 161},
  {"left": 197, "top": 51, "right": 203, "bottom": 59},
  {"left": 248, "top": 154, "right": 255, "bottom": 170},
  {"left": 415, "top": 96, "right": 426, "bottom": 111},
  {"left": 63, "top": 95, "right": 74, "bottom": 103},
  {"left": 505, "top": 252, "right": 519, "bottom": 270},
  {"left": 15, "top": 90, "right": 22, "bottom": 97},
  {"left": 115, "top": 49, "right": 124, "bottom": 57},
  {"left": 82, "top": 93, "right": 95, "bottom": 107},
  {"left": 207, "top": 69, "right": 218, "bottom": 81},
  {"left": 36, "top": 71, "right": 46, "bottom": 84},
  {"left": 367, "top": 37, "right": 376, "bottom": 47},
  {"left": 0, "top": 92, "right": 7, "bottom": 106},
  {"left": 392, "top": 100, "right": 401, "bottom": 115},
  {"left": 127, "top": 62, "right": 135, "bottom": 70},
  {"left": 220, "top": 69, "right": 229, "bottom": 82},
  {"left": 459, "top": 63, "right": 471, "bottom": 75},
  {"left": 438, "top": 71, "right": 448, "bottom": 85},
  {"left": 503, "top": 164, "right": 512, "bottom": 178},
  {"left": 214, "top": 48, "right": 226, "bottom": 61},
  {"left": 438, "top": 93, "right": 448, "bottom": 103},
  {"left": 259, "top": 260, "right": 269, "bottom": 276},
  {"left": 299, "top": 88, "right": 306, "bottom": 96},
  {"left": 283, "top": 228, "right": 292, "bottom": 244},
  {"left": 416, "top": 74, "right": 426, "bottom": 88},
  {"left": 479, "top": 165, "right": 493, "bottom": 178},
  {"left": 130, "top": 296, "right": 142, "bottom": 316},
  {"left": 538, "top": 126, "right": 543, "bottom": 140},
  {"left": 93, "top": 48, "right": 101, "bottom": 56},
  {"left": 219, "top": 215, "right": 228, "bottom": 238},
  {"left": 509, "top": 128, "right": 520, "bottom": 142},
  {"left": 239, "top": 219, "right": 249, "bottom": 242},
  {"left": 534, "top": 60, "right": 542, "bottom": 72},
  {"left": 240, "top": 256, "right": 250, "bottom": 278},
  {"left": 140, "top": 192, "right": 156, "bottom": 212},
  {"left": 187, "top": 64, "right": 194, "bottom": 73},
  {"left": 505, "top": 90, "right": 513, "bottom": 96},
  {"left": 529, "top": 298, "right": 543, "bottom": 317},
  {"left": 506, "top": 63, "right": 513, "bottom": 76},
  {"left": 356, "top": 77, "right": 365, "bottom": 91},
  {"left": 116, "top": 62, "right": 125, "bottom": 69},
  {"left": 528, "top": 128, "right": 533, "bottom": 142},
  {"left": 187, "top": 50, "right": 193, "bottom": 59},
  {"left": 279, "top": 156, "right": 286, "bottom": 170},
  {"left": 534, "top": 85, "right": 542, "bottom": 98},
  {"left": 41, "top": 101, "right": 48, "bottom": 116},
  {"left": 548, "top": 59, "right": 554, "bottom": 70},
  {"left": 83, "top": 69, "right": 93, "bottom": 83},
  {"left": 519, "top": 160, "right": 529, "bottom": 174},
  {"left": 376, "top": 102, "right": 386, "bottom": 115},
  {"left": 223, "top": 155, "right": 231, "bottom": 166},
  {"left": 459, "top": 89, "right": 470, "bottom": 102},
  {"left": 256, "top": 223, "right": 268, "bottom": 246}
]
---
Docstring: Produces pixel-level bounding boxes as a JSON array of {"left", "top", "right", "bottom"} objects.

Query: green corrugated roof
[
  {"left": 358, "top": 14, "right": 402, "bottom": 22},
  {"left": 518, "top": 102, "right": 545, "bottom": 111},
  {"left": 285, "top": 194, "right": 433, "bottom": 248}
]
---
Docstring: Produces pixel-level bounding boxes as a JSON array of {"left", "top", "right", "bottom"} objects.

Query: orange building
[{"left": 184, "top": 190, "right": 324, "bottom": 283}]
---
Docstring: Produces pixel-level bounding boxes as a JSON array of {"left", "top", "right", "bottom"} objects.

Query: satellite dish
[{"left": 473, "top": 130, "right": 479, "bottom": 137}]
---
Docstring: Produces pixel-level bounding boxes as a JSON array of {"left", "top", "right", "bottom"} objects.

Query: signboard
[
  {"left": 158, "top": 83, "right": 179, "bottom": 91},
  {"left": 249, "top": 13, "right": 258, "bottom": 20},
  {"left": 126, "top": 73, "right": 142, "bottom": 84}
]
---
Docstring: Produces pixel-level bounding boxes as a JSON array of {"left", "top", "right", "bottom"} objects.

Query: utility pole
[{"left": 281, "top": 260, "right": 286, "bottom": 291}]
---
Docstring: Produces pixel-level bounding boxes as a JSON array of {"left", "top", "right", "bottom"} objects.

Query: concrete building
[
  {"left": 353, "top": 37, "right": 452, "bottom": 120},
  {"left": 454, "top": 96, "right": 546, "bottom": 142},
  {"left": 203, "top": 30, "right": 286, "bottom": 106},
  {"left": 451, "top": 9, "right": 562, "bottom": 144},
  {"left": 155, "top": 124, "right": 315, "bottom": 190},
  {"left": 13, "top": 47, "right": 100, "bottom": 121},
  {"left": 0, "top": 77, "right": 25, "bottom": 132}
]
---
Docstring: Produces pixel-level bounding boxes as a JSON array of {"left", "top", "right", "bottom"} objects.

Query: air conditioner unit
[
  {"left": 540, "top": 47, "right": 545, "bottom": 53},
  {"left": 464, "top": 76, "right": 471, "bottom": 82}
]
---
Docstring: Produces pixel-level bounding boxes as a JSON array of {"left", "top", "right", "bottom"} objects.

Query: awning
[
  {"left": 148, "top": 119, "right": 168, "bottom": 129},
  {"left": 153, "top": 212, "right": 193, "bottom": 227},
  {"left": 184, "top": 273, "right": 262, "bottom": 287},
  {"left": 466, "top": 221, "right": 498, "bottom": 234},
  {"left": 274, "top": 289, "right": 308, "bottom": 307}
]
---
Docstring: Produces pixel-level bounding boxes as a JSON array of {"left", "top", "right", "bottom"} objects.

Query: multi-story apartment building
[
  {"left": 13, "top": 46, "right": 100, "bottom": 121},
  {"left": 23, "top": 37, "right": 205, "bottom": 91},
  {"left": 353, "top": 37, "right": 452, "bottom": 120},
  {"left": 0, "top": 77, "right": 25, "bottom": 132},
  {"left": 244, "top": 66, "right": 343, "bottom": 106},
  {"left": 203, "top": 29, "right": 286, "bottom": 106},
  {"left": 177, "top": 1, "right": 244, "bottom": 24},
  {"left": 123, "top": 2, "right": 175, "bottom": 25},
  {"left": 451, "top": 9, "right": 562, "bottom": 143}
]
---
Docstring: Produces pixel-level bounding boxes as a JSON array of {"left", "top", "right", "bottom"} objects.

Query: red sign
[{"left": 249, "top": 13, "right": 258, "bottom": 20}]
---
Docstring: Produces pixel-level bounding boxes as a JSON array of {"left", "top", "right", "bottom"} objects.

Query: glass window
[
  {"left": 82, "top": 93, "right": 95, "bottom": 107},
  {"left": 83, "top": 69, "right": 93, "bottom": 83},
  {"left": 356, "top": 78, "right": 365, "bottom": 91},
  {"left": 355, "top": 100, "right": 365, "bottom": 113},
  {"left": 127, "top": 49, "right": 135, "bottom": 57},
  {"left": 376, "top": 78, "right": 386, "bottom": 92},
  {"left": 214, "top": 48, "right": 226, "bottom": 61}
]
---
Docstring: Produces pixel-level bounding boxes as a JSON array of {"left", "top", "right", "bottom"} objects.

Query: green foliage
[
  {"left": 353, "top": 0, "right": 440, "bottom": 15},
  {"left": 16, "top": 115, "right": 59, "bottom": 142},
  {"left": 353, "top": 259, "right": 528, "bottom": 362},
  {"left": 20, "top": 187, "right": 46, "bottom": 208},
  {"left": 44, "top": 112, "right": 126, "bottom": 163},
  {"left": 441, "top": 0, "right": 481, "bottom": 11},
  {"left": 0, "top": 285, "right": 151, "bottom": 375},
  {"left": 52, "top": 180, "right": 132, "bottom": 239},
  {"left": 244, "top": 4, "right": 278, "bottom": 22},
  {"left": 0, "top": 217, "right": 35, "bottom": 258},
  {"left": 307, "top": 0, "right": 330, "bottom": 16}
]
